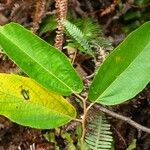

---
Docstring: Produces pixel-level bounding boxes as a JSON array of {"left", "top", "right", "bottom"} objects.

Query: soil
[{"left": 0, "top": 0, "right": 150, "bottom": 150}]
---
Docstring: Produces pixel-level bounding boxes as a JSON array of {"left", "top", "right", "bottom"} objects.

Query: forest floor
[{"left": 0, "top": 0, "right": 150, "bottom": 150}]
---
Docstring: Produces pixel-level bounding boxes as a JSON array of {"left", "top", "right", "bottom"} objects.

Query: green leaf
[
  {"left": 135, "top": 0, "right": 150, "bottom": 6},
  {"left": 0, "top": 73, "right": 76, "bottom": 129},
  {"left": 88, "top": 22, "right": 150, "bottom": 105},
  {"left": 61, "top": 132, "right": 76, "bottom": 150},
  {"left": 39, "top": 15, "right": 57, "bottom": 35},
  {"left": 127, "top": 139, "right": 136, "bottom": 150},
  {"left": 0, "top": 23, "right": 83, "bottom": 96}
]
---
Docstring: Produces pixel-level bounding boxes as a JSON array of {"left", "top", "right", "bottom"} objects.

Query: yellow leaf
[{"left": 0, "top": 73, "right": 76, "bottom": 129}]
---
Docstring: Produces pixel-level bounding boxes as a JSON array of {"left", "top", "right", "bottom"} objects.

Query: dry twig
[
  {"left": 54, "top": 0, "right": 68, "bottom": 50},
  {"left": 31, "top": 0, "right": 46, "bottom": 33},
  {"left": 95, "top": 105, "right": 150, "bottom": 134}
]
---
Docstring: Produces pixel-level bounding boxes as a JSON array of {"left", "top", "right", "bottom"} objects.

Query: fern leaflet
[
  {"left": 63, "top": 20, "right": 94, "bottom": 56},
  {"left": 85, "top": 115, "right": 113, "bottom": 150}
]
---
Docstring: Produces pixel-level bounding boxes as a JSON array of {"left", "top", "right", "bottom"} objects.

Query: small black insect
[{"left": 21, "top": 89, "right": 30, "bottom": 100}]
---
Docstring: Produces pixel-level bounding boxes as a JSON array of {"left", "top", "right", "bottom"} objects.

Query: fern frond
[
  {"left": 74, "top": 18, "right": 102, "bottom": 41},
  {"left": 69, "top": 18, "right": 112, "bottom": 50},
  {"left": 90, "top": 37, "right": 113, "bottom": 51},
  {"left": 85, "top": 115, "right": 113, "bottom": 150},
  {"left": 63, "top": 20, "right": 94, "bottom": 56}
]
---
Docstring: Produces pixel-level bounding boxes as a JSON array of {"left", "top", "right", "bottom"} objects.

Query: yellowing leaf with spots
[{"left": 0, "top": 73, "right": 76, "bottom": 129}]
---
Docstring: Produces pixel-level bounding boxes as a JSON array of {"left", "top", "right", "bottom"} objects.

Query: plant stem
[
  {"left": 80, "top": 96, "right": 87, "bottom": 149},
  {"left": 73, "top": 93, "right": 95, "bottom": 149},
  {"left": 80, "top": 102, "right": 95, "bottom": 148},
  {"left": 73, "top": 93, "right": 150, "bottom": 149},
  {"left": 74, "top": 118, "right": 82, "bottom": 123}
]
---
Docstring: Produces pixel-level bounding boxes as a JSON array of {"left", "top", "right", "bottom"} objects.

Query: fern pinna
[
  {"left": 85, "top": 114, "right": 113, "bottom": 150},
  {"left": 63, "top": 20, "right": 94, "bottom": 56}
]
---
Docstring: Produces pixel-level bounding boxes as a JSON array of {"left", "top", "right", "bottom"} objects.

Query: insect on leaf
[{"left": 0, "top": 73, "right": 76, "bottom": 129}]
